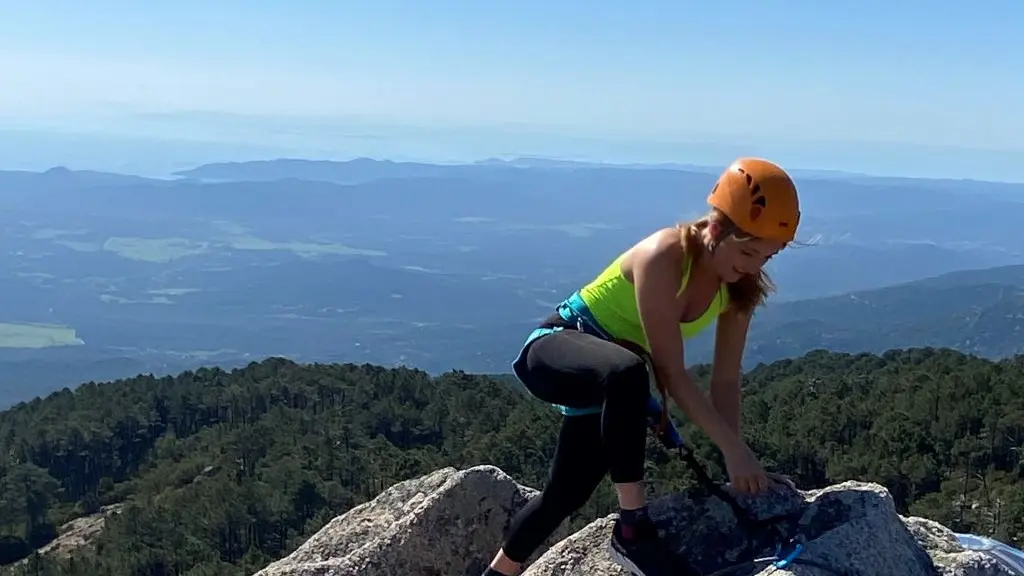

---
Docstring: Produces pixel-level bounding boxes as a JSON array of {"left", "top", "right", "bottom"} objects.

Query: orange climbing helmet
[{"left": 706, "top": 157, "right": 801, "bottom": 243}]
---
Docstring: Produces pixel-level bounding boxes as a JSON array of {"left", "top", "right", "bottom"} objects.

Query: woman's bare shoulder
[{"left": 621, "top": 227, "right": 685, "bottom": 279}]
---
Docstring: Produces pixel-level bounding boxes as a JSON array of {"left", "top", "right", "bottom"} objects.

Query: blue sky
[{"left": 0, "top": 0, "right": 1020, "bottom": 177}]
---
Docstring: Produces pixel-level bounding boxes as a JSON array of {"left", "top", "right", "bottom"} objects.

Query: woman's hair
[{"left": 677, "top": 208, "right": 777, "bottom": 314}]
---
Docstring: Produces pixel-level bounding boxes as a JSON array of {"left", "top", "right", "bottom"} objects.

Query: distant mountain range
[
  {"left": 0, "top": 157, "right": 1023, "bottom": 409},
  {"left": 173, "top": 156, "right": 1024, "bottom": 201}
]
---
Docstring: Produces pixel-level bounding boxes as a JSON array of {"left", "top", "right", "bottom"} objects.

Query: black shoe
[{"left": 608, "top": 518, "right": 695, "bottom": 576}]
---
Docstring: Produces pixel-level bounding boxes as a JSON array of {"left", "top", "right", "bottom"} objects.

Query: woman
[{"left": 480, "top": 157, "right": 801, "bottom": 576}]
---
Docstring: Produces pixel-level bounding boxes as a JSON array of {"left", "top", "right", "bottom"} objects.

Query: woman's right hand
[{"left": 723, "top": 440, "right": 768, "bottom": 495}]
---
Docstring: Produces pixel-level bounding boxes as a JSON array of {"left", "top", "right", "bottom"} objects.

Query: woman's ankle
[
  {"left": 485, "top": 549, "right": 520, "bottom": 575},
  {"left": 614, "top": 481, "right": 646, "bottom": 510}
]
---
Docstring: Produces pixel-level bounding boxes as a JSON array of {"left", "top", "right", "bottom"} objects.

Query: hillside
[
  {"left": 6, "top": 259, "right": 1024, "bottom": 411},
  {"left": 683, "top": 264, "right": 1024, "bottom": 365},
  {"left": 3, "top": 160, "right": 1024, "bottom": 408},
  {"left": 0, "top": 349, "right": 1022, "bottom": 574}
]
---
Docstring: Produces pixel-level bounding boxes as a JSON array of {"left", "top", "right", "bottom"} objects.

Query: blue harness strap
[
  {"left": 511, "top": 324, "right": 602, "bottom": 416},
  {"left": 510, "top": 292, "right": 686, "bottom": 450},
  {"left": 511, "top": 325, "right": 598, "bottom": 416},
  {"left": 556, "top": 291, "right": 606, "bottom": 336},
  {"left": 510, "top": 291, "right": 610, "bottom": 416}
]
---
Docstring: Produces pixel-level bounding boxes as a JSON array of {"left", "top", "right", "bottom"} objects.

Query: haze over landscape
[
  {"left": 3, "top": 157, "right": 1024, "bottom": 409},
  {"left": 1, "top": 2, "right": 1023, "bottom": 575}
]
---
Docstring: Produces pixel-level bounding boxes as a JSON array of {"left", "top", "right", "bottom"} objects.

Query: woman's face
[{"left": 705, "top": 221, "right": 785, "bottom": 283}]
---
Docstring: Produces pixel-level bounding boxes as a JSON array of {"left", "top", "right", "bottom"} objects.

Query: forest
[{"left": 0, "top": 348, "right": 1022, "bottom": 575}]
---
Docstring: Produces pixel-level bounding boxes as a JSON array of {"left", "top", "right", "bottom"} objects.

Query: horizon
[
  {"left": 2, "top": 112, "right": 1023, "bottom": 183},
  {"left": 0, "top": 1, "right": 1021, "bottom": 181},
  {"left": 9, "top": 148, "right": 1024, "bottom": 187}
]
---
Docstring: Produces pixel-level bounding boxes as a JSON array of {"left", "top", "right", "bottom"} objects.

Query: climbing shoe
[{"left": 608, "top": 517, "right": 698, "bottom": 576}]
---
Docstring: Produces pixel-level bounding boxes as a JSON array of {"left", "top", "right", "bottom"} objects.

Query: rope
[{"left": 665, "top": 438, "right": 853, "bottom": 576}]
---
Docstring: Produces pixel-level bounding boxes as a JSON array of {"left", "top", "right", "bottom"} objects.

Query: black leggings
[{"left": 503, "top": 327, "right": 652, "bottom": 563}]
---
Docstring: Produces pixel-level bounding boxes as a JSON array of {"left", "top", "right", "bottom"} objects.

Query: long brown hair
[{"left": 676, "top": 208, "right": 778, "bottom": 315}]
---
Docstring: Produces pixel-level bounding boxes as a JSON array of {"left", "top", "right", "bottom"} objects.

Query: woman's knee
[{"left": 604, "top": 354, "right": 649, "bottom": 404}]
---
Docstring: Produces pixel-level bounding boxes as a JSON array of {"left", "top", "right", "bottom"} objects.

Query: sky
[{"left": 0, "top": 0, "right": 1021, "bottom": 178}]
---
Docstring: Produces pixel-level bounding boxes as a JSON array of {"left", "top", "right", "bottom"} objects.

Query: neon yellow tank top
[{"left": 577, "top": 251, "right": 729, "bottom": 352}]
